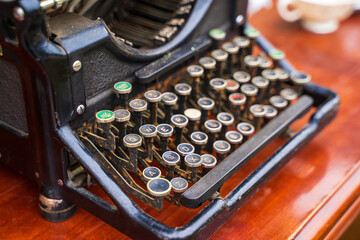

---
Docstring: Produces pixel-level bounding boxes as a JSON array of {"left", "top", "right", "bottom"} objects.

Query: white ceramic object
[{"left": 277, "top": 0, "right": 354, "bottom": 34}]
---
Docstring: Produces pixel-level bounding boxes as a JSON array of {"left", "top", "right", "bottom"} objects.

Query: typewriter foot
[{"left": 39, "top": 194, "right": 77, "bottom": 222}]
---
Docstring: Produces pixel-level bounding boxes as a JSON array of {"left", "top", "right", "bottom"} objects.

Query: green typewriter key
[
  {"left": 222, "top": 42, "right": 239, "bottom": 76},
  {"left": 184, "top": 153, "right": 202, "bottom": 182},
  {"left": 274, "top": 68, "right": 289, "bottom": 94},
  {"left": 139, "top": 124, "right": 157, "bottom": 162},
  {"left": 269, "top": 49, "right": 286, "bottom": 69},
  {"left": 263, "top": 105, "right": 278, "bottom": 124},
  {"left": 199, "top": 57, "right": 216, "bottom": 94},
  {"left": 147, "top": 178, "right": 172, "bottom": 198},
  {"left": 251, "top": 76, "right": 269, "bottom": 104},
  {"left": 270, "top": 95, "right": 288, "bottom": 113},
  {"left": 225, "top": 130, "right": 243, "bottom": 151},
  {"left": 290, "top": 71, "right": 311, "bottom": 95},
  {"left": 177, "top": 142, "right": 195, "bottom": 169},
  {"left": 114, "top": 109, "right": 131, "bottom": 148},
  {"left": 174, "top": 83, "right": 192, "bottom": 114},
  {"left": 113, "top": 81, "right": 132, "bottom": 109},
  {"left": 262, "top": 69, "right": 278, "bottom": 99},
  {"left": 244, "top": 28, "right": 260, "bottom": 55},
  {"left": 144, "top": 90, "right": 162, "bottom": 125},
  {"left": 233, "top": 36, "right": 250, "bottom": 70},
  {"left": 228, "top": 93, "right": 247, "bottom": 121},
  {"left": 197, "top": 97, "right": 215, "bottom": 128},
  {"left": 190, "top": 131, "right": 208, "bottom": 154},
  {"left": 171, "top": 177, "right": 188, "bottom": 203},
  {"left": 217, "top": 112, "right": 235, "bottom": 139},
  {"left": 161, "top": 92, "right": 178, "bottom": 124},
  {"left": 201, "top": 154, "right": 217, "bottom": 176},
  {"left": 241, "top": 84, "right": 258, "bottom": 118},
  {"left": 204, "top": 119, "right": 222, "bottom": 153},
  {"left": 143, "top": 166, "right": 161, "bottom": 183},
  {"left": 129, "top": 99, "right": 147, "bottom": 134},
  {"left": 209, "top": 28, "right": 226, "bottom": 48},
  {"left": 249, "top": 104, "right": 266, "bottom": 131},
  {"left": 280, "top": 88, "right": 299, "bottom": 104},
  {"left": 237, "top": 122, "right": 255, "bottom": 142},
  {"left": 123, "top": 134, "right": 142, "bottom": 167},
  {"left": 209, "top": 78, "right": 226, "bottom": 114},
  {"left": 96, "top": 110, "right": 115, "bottom": 136},
  {"left": 244, "top": 55, "right": 261, "bottom": 78},
  {"left": 233, "top": 71, "right": 251, "bottom": 86},
  {"left": 162, "top": 151, "right": 181, "bottom": 180},
  {"left": 213, "top": 140, "right": 231, "bottom": 162},
  {"left": 187, "top": 65, "right": 203, "bottom": 101},
  {"left": 184, "top": 108, "right": 201, "bottom": 135},
  {"left": 211, "top": 49, "right": 228, "bottom": 78},
  {"left": 225, "top": 79, "right": 240, "bottom": 99},
  {"left": 157, "top": 123, "right": 174, "bottom": 154},
  {"left": 171, "top": 114, "right": 188, "bottom": 146}
]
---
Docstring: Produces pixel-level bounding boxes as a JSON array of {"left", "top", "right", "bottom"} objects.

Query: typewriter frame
[{"left": 0, "top": 0, "right": 339, "bottom": 239}]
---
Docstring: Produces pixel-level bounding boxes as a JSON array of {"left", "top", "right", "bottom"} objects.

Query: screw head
[
  {"left": 77, "top": 104, "right": 85, "bottom": 115},
  {"left": 72, "top": 60, "right": 82, "bottom": 72},
  {"left": 35, "top": 172, "right": 39, "bottom": 178},
  {"left": 13, "top": 7, "right": 25, "bottom": 21},
  {"left": 57, "top": 179, "right": 63, "bottom": 186}
]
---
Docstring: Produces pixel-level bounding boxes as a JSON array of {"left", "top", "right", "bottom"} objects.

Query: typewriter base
[{"left": 39, "top": 193, "right": 77, "bottom": 222}]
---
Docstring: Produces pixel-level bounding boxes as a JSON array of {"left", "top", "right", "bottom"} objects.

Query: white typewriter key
[
  {"left": 263, "top": 105, "right": 278, "bottom": 124},
  {"left": 113, "top": 81, "right": 132, "bottom": 109},
  {"left": 201, "top": 154, "right": 217, "bottom": 176},
  {"left": 143, "top": 166, "right": 161, "bottom": 182},
  {"left": 244, "top": 55, "right": 261, "bottom": 78},
  {"left": 211, "top": 49, "right": 228, "bottom": 77},
  {"left": 290, "top": 71, "right": 311, "bottom": 95},
  {"left": 270, "top": 95, "right": 288, "bottom": 112},
  {"left": 199, "top": 57, "right": 216, "bottom": 94},
  {"left": 184, "top": 108, "right": 201, "bottom": 134},
  {"left": 157, "top": 124, "right": 173, "bottom": 153},
  {"left": 213, "top": 140, "right": 231, "bottom": 161},
  {"left": 210, "top": 78, "right": 226, "bottom": 114},
  {"left": 147, "top": 178, "right": 172, "bottom": 197},
  {"left": 161, "top": 92, "right": 178, "bottom": 124},
  {"left": 222, "top": 42, "right": 239, "bottom": 75},
  {"left": 114, "top": 109, "right": 131, "bottom": 147},
  {"left": 237, "top": 122, "right": 255, "bottom": 141},
  {"left": 144, "top": 90, "right": 162, "bottom": 124},
  {"left": 139, "top": 124, "right": 157, "bottom": 162},
  {"left": 225, "top": 79, "right": 240, "bottom": 98},
  {"left": 274, "top": 68, "right": 289, "bottom": 94},
  {"left": 197, "top": 97, "right": 215, "bottom": 127},
  {"left": 129, "top": 99, "right": 148, "bottom": 134},
  {"left": 258, "top": 55, "right": 272, "bottom": 74},
  {"left": 233, "top": 36, "right": 250, "bottom": 70},
  {"left": 171, "top": 114, "right": 188, "bottom": 145},
  {"left": 225, "top": 130, "right": 243, "bottom": 150},
  {"left": 280, "top": 88, "right": 299, "bottom": 102},
  {"left": 249, "top": 104, "right": 266, "bottom": 131},
  {"left": 162, "top": 151, "right": 180, "bottom": 180},
  {"left": 241, "top": 84, "right": 258, "bottom": 118},
  {"left": 262, "top": 69, "right": 278, "bottom": 99},
  {"left": 269, "top": 49, "right": 286, "bottom": 69},
  {"left": 233, "top": 71, "right": 251, "bottom": 85},
  {"left": 187, "top": 65, "right": 203, "bottom": 101},
  {"left": 217, "top": 112, "right": 235, "bottom": 139},
  {"left": 171, "top": 177, "right": 188, "bottom": 194},
  {"left": 185, "top": 153, "right": 202, "bottom": 182},
  {"left": 190, "top": 131, "right": 208, "bottom": 154},
  {"left": 204, "top": 119, "right": 222, "bottom": 153},
  {"left": 252, "top": 76, "right": 269, "bottom": 104},
  {"left": 175, "top": 83, "right": 192, "bottom": 113},
  {"left": 228, "top": 93, "right": 247, "bottom": 121},
  {"left": 123, "top": 134, "right": 142, "bottom": 166}
]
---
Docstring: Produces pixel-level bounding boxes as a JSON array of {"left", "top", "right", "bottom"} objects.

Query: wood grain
[{"left": 1, "top": 2, "right": 360, "bottom": 240}]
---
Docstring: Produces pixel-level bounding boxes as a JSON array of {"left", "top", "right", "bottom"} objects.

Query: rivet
[
  {"left": 35, "top": 172, "right": 39, "bottom": 178},
  {"left": 236, "top": 15, "right": 244, "bottom": 25},
  {"left": 72, "top": 60, "right": 82, "bottom": 72},
  {"left": 77, "top": 104, "right": 85, "bottom": 115},
  {"left": 57, "top": 179, "right": 63, "bottom": 186},
  {"left": 13, "top": 7, "right": 25, "bottom": 22}
]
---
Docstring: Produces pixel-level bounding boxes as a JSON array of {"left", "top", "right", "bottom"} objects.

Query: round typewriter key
[
  {"left": 201, "top": 154, "right": 217, "bottom": 175},
  {"left": 241, "top": 84, "right": 258, "bottom": 118},
  {"left": 184, "top": 108, "right": 201, "bottom": 134},
  {"left": 162, "top": 92, "right": 178, "bottom": 124},
  {"left": 123, "top": 134, "right": 142, "bottom": 167},
  {"left": 225, "top": 79, "right": 240, "bottom": 95},
  {"left": 197, "top": 97, "right": 215, "bottom": 128},
  {"left": 244, "top": 28, "right": 260, "bottom": 55},
  {"left": 114, "top": 109, "right": 131, "bottom": 147},
  {"left": 233, "top": 36, "right": 250, "bottom": 48},
  {"left": 228, "top": 93, "right": 246, "bottom": 120},
  {"left": 270, "top": 95, "right": 288, "bottom": 112},
  {"left": 262, "top": 69, "right": 278, "bottom": 99},
  {"left": 187, "top": 65, "right": 204, "bottom": 77},
  {"left": 222, "top": 42, "right": 239, "bottom": 75},
  {"left": 113, "top": 82, "right": 132, "bottom": 108},
  {"left": 237, "top": 122, "right": 255, "bottom": 141},
  {"left": 274, "top": 68, "right": 289, "bottom": 94},
  {"left": 263, "top": 105, "right": 278, "bottom": 124},
  {"left": 185, "top": 153, "right": 202, "bottom": 181},
  {"left": 209, "top": 28, "right": 226, "bottom": 41},
  {"left": 225, "top": 130, "right": 243, "bottom": 150},
  {"left": 129, "top": 99, "right": 147, "bottom": 134},
  {"left": 145, "top": 90, "right": 162, "bottom": 124},
  {"left": 244, "top": 55, "right": 261, "bottom": 77},
  {"left": 157, "top": 123, "right": 173, "bottom": 153},
  {"left": 96, "top": 110, "right": 115, "bottom": 124},
  {"left": 250, "top": 104, "right": 266, "bottom": 131},
  {"left": 177, "top": 143, "right": 195, "bottom": 156},
  {"left": 187, "top": 65, "right": 204, "bottom": 101},
  {"left": 171, "top": 114, "right": 188, "bottom": 145},
  {"left": 233, "top": 36, "right": 251, "bottom": 70},
  {"left": 162, "top": 150, "right": 180, "bottom": 179},
  {"left": 233, "top": 71, "right": 251, "bottom": 84},
  {"left": 175, "top": 83, "right": 192, "bottom": 113},
  {"left": 290, "top": 71, "right": 311, "bottom": 95},
  {"left": 280, "top": 88, "right": 298, "bottom": 102},
  {"left": 140, "top": 124, "right": 157, "bottom": 162},
  {"left": 114, "top": 109, "right": 131, "bottom": 122},
  {"left": 147, "top": 178, "right": 171, "bottom": 197},
  {"left": 252, "top": 76, "right": 269, "bottom": 104},
  {"left": 259, "top": 56, "right": 272, "bottom": 70},
  {"left": 199, "top": 56, "right": 216, "bottom": 70},
  {"left": 199, "top": 57, "right": 216, "bottom": 94},
  {"left": 210, "top": 78, "right": 226, "bottom": 113},
  {"left": 204, "top": 119, "right": 222, "bottom": 153},
  {"left": 269, "top": 49, "right": 285, "bottom": 69},
  {"left": 213, "top": 140, "right": 231, "bottom": 161},
  {"left": 143, "top": 166, "right": 161, "bottom": 182},
  {"left": 211, "top": 49, "right": 228, "bottom": 77},
  {"left": 191, "top": 131, "right": 208, "bottom": 154},
  {"left": 217, "top": 112, "right": 235, "bottom": 139},
  {"left": 171, "top": 177, "right": 188, "bottom": 193}
]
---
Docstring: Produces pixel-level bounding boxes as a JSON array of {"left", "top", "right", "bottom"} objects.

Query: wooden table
[{"left": 1, "top": 3, "right": 360, "bottom": 240}]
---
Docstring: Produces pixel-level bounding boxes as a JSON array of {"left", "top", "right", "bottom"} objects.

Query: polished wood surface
[{"left": 1, "top": 3, "right": 360, "bottom": 240}]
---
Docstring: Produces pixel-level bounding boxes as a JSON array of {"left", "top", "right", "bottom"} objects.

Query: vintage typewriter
[{"left": 0, "top": 0, "right": 339, "bottom": 239}]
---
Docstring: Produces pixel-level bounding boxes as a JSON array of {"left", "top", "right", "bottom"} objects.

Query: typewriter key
[
  {"left": 262, "top": 69, "right": 278, "bottom": 99},
  {"left": 190, "top": 131, "right": 208, "bottom": 154},
  {"left": 225, "top": 130, "right": 243, "bottom": 150},
  {"left": 147, "top": 178, "right": 172, "bottom": 197},
  {"left": 204, "top": 120, "right": 222, "bottom": 153},
  {"left": 171, "top": 114, "right": 188, "bottom": 145},
  {"left": 222, "top": 42, "right": 239, "bottom": 75},
  {"left": 177, "top": 142, "right": 195, "bottom": 169},
  {"left": 139, "top": 124, "right": 157, "bottom": 162},
  {"left": 274, "top": 68, "right": 289, "bottom": 94},
  {"left": 113, "top": 82, "right": 132, "bottom": 109},
  {"left": 241, "top": 84, "right": 258, "bottom": 118},
  {"left": 258, "top": 56, "right": 272, "bottom": 75},
  {"left": 233, "top": 36, "right": 250, "bottom": 70},
  {"left": 144, "top": 90, "right": 162, "bottom": 124},
  {"left": 228, "top": 93, "right": 246, "bottom": 120},
  {"left": 123, "top": 134, "right": 142, "bottom": 167},
  {"left": 244, "top": 28, "right": 260, "bottom": 55},
  {"left": 171, "top": 177, "right": 188, "bottom": 194},
  {"left": 161, "top": 92, "right": 178, "bottom": 124},
  {"left": 290, "top": 71, "right": 311, "bottom": 95},
  {"left": 270, "top": 95, "right": 288, "bottom": 112},
  {"left": 199, "top": 57, "right": 216, "bottom": 94},
  {"left": 201, "top": 154, "right": 217, "bottom": 176},
  {"left": 213, "top": 140, "right": 231, "bottom": 161},
  {"left": 129, "top": 99, "right": 147, "bottom": 134},
  {"left": 209, "top": 28, "right": 226, "bottom": 48},
  {"left": 237, "top": 122, "right": 255, "bottom": 141},
  {"left": 217, "top": 112, "right": 235, "bottom": 139},
  {"left": 211, "top": 49, "right": 228, "bottom": 77},
  {"left": 174, "top": 83, "right": 192, "bottom": 113},
  {"left": 249, "top": 104, "right": 266, "bottom": 131},
  {"left": 233, "top": 71, "right": 251, "bottom": 85},
  {"left": 210, "top": 78, "right": 226, "bottom": 114},
  {"left": 280, "top": 88, "right": 298, "bottom": 103},
  {"left": 225, "top": 79, "right": 240, "bottom": 99},
  {"left": 187, "top": 65, "right": 203, "bottom": 101},
  {"left": 157, "top": 124, "right": 174, "bottom": 153},
  {"left": 143, "top": 166, "right": 161, "bottom": 182},
  {"left": 263, "top": 105, "right": 278, "bottom": 124},
  {"left": 185, "top": 153, "right": 202, "bottom": 181},
  {"left": 269, "top": 49, "right": 285, "bottom": 69},
  {"left": 244, "top": 55, "right": 261, "bottom": 78},
  {"left": 184, "top": 108, "right": 201, "bottom": 134},
  {"left": 96, "top": 110, "right": 115, "bottom": 124},
  {"left": 162, "top": 151, "right": 180, "bottom": 179},
  {"left": 197, "top": 97, "right": 215, "bottom": 128},
  {"left": 114, "top": 109, "right": 131, "bottom": 148},
  {"left": 251, "top": 76, "right": 269, "bottom": 104}
]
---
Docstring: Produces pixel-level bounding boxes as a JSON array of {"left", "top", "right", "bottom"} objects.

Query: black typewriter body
[{"left": 0, "top": 0, "right": 339, "bottom": 239}]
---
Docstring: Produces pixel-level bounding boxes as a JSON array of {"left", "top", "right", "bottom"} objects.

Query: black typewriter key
[
  {"left": 258, "top": 56, "right": 272, "bottom": 76},
  {"left": 171, "top": 114, "right": 188, "bottom": 146},
  {"left": 225, "top": 130, "right": 243, "bottom": 151},
  {"left": 209, "top": 28, "right": 226, "bottom": 48},
  {"left": 114, "top": 109, "right": 131, "bottom": 148},
  {"left": 123, "top": 134, "right": 142, "bottom": 167},
  {"left": 269, "top": 49, "right": 285, "bottom": 69},
  {"left": 213, "top": 140, "right": 231, "bottom": 162},
  {"left": 274, "top": 68, "right": 289, "bottom": 94},
  {"left": 211, "top": 49, "right": 228, "bottom": 77},
  {"left": 143, "top": 166, "right": 161, "bottom": 182},
  {"left": 185, "top": 153, "right": 202, "bottom": 181},
  {"left": 129, "top": 99, "right": 147, "bottom": 134},
  {"left": 228, "top": 93, "right": 246, "bottom": 120},
  {"left": 249, "top": 104, "right": 266, "bottom": 131},
  {"left": 177, "top": 143, "right": 195, "bottom": 169},
  {"left": 144, "top": 90, "right": 162, "bottom": 124},
  {"left": 204, "top": 120, "right": 222, "bottom": 153},
  {"left": 233, "top": 71, "right": 251, "bottom": 86},
  {"left": 190, "top": 131, "right": 208, "bottom": 154},
  {"left": 233, "top": 36, "right": 250, "bottom": 70},
  {"left": 147, "top": 178, "right": 171, "bottom": 197},
  {"left": 171, "top": 177, "right": 188, "bottom": 196},
  {"left": 280, "top": 88, "right": 299, "bottom": 103},
  {"left": 244, "top": 55, "right": 261, "bottom": 78},
  {"left": 210, "top": 78, "right": 226, "bottom": 114},
  {"left": 157, "top": 123, "right": 174, "bottom": 153},
  {"left": 222, "top": 42, "right": 239, "bottom": 75},
  {"left": 262, "top": 69, "right": 278, "bottom": 99},
  {"left": 184, "top": 108, "right": 201, "bottom": 135},
  {"left": 187, "top": 65, "right": 203, "bottom": 101},
  {"left": 174, "top": 83, "right": 192, "bottom": 113},
  {"left": 290, "top": 71, "right": 311, "bottom": 95},
  {"left": 251, "top": 76, "right": 269, "bottom": 104},
  {"left": 237, "top": 122, "right": 255, "bottom": 141},
  {"left": 201, "top": 154, "right": 217, "bottom": 176},
  {"left": 244, "top": 28, "right": 260, "bottom": 55},
  {"left": 113, "top": 82, "right": 132, "bottom": 109},
  {"left": 197, "top": 97, "right": 215, "bottom": 128},
  {"left": 162, "top": 151, "right": 180, "bottom": 179},
  {"left": 217, "top": 112, "right": 235, "bottom": 139},
  {"left": 139, "top": 124, "right": 157, "bottom": 162},
  {"left": 161, "top": 92, "right": 178, "bottom": 124},
  {"left": 241, "top": 84, "right": 258, "bottom": 118},
  {"left": 263, "top": 105, "right": 278, "bottom": 124},
  {"left": 270, "top": 95, "right": 288, "bottom": 113},
  {"left": 225, "top": 79, "right": 240, "bottom": 99},
  {"left": 199, "top": 57, "right": 216, "bottom": 94}
]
